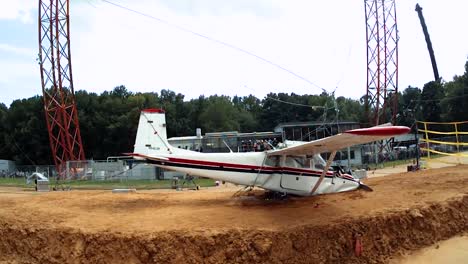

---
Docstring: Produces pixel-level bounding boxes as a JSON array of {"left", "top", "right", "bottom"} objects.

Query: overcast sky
[{"left": 1, "top": 0, "right": 467, "bottom": 107}]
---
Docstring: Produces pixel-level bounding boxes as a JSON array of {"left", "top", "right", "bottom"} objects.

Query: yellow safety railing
[{"left": 416, "top": 121, "right": 468, "bottom": 167}]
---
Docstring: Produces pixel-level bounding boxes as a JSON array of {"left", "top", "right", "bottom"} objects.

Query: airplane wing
[{"left": 267, "top": 126, "right": 410, "bottom": 156}]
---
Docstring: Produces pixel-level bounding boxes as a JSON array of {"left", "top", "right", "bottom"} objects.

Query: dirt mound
[
  {"left": 0, "top": 165, "right": 467, "bottom": 263},
  {"left": 0, "top": 196, "right": 466, "bottom": 264}
]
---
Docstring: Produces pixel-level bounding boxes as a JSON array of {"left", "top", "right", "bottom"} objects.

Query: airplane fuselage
[
  {"left": 131, "top": 110, "right": 410, "bottom": 197},
  {"left": 145, "top": 150, "right": 360, "bottom": 196}
]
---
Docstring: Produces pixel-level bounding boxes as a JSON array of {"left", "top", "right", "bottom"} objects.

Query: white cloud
[
  {"left": 0, "top": 60, "right": 40, "bottom": 106},
  {"left": 0, "top": 43, "right": 36, "bottom": 57},
  {"left": 0, "top": 0, "right": 36, "bottom": 24}
]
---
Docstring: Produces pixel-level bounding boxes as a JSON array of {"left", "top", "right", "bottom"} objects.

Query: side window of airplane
[
  {"left": 285, "top": 156, "right": 310, "bottom": 168},
  {"left": 265, "top": 156, "right": 280, "bottom": 167},
  {"left": 312, "top": 154, "right": 326, "bottom": 170}
]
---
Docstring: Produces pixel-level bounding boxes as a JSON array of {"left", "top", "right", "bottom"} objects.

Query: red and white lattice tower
[
  {"left": 38, "top": 0, "right": 85, "bottom": 179},
  {"left": 364, "top": 0, "right": 399, "bottom": 126}
]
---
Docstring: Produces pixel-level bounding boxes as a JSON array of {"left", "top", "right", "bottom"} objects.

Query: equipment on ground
[{"left": 27, "top": 172, "right": 50, "bottom": 192}]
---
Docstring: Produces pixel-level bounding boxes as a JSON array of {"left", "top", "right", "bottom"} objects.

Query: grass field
[{"left": 0, "top": 177, "right": 216, "bottom": 190}]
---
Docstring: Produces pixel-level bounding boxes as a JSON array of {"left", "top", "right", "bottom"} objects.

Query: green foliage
[
  {"left": 420, "top": 81, "right": 444, "bottom": 122},
  {"left": 3, "top": 96, "right": 51, "bottom": 164},
  {"left": 440, "top": 62, "right": 468, "bottom": 121},
  {"left": 398, "top": 86, "right": 422, "bottom": 127},
  {"left": 335, "top": 96, "right": 365, "bottom": 123},
  {"left": 199, "top": 95, "right": 240, "bottom": 132},
  {"left": 0, "top": 103, "right": 9, "bottom": 159}
]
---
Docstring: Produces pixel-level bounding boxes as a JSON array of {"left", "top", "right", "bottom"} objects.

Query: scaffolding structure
[
  {"left": 364, "top": 0, "right": 399, "bottom": 126},
  {"left": 38, "top": 0, "right": 85, "bottom": 179}
]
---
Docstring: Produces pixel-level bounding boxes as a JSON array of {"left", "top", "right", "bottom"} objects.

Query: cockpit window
[
  {"left": 265, "top": 156, "right": 280, "bottom": 167},
  {"left": 312, "top": 154, "right": 326, "bottom": 170},
  {"left": 285, "top": 156, "right": 311, "bottom": 168}
]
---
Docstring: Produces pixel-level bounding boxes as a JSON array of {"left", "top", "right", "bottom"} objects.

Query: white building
[{"left": 0, "top": 160, "right": 16, "bottom": 175}]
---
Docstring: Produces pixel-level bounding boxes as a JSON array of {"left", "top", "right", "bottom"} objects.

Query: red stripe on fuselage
[{"left": 165, "top": 157, "right": 334, "bottom": 176}]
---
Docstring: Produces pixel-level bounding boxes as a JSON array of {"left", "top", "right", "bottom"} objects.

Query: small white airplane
[{"left": 127, "top": 109, "right": 410, "bottom": 197}]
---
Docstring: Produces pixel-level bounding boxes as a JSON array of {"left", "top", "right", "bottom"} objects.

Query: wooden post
[{"left": 454, "top": 122, "right": 461, "bottom": 164}]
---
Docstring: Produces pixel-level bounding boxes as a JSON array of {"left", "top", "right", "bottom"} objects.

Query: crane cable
[{"left": 99, "top": 0, "right": 326, "bottom": 92}]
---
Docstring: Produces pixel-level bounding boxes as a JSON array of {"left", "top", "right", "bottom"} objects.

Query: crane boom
[{"left": 415, "top": 3, "right": 440, "bottom": 82}]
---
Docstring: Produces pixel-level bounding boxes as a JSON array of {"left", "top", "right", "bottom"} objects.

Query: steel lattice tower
[
  {"left": 364, "top": 0, "right": 399, "bottom": 126},
  {"left": 38, "top": 0, "right": 85, "bottom": 179}
]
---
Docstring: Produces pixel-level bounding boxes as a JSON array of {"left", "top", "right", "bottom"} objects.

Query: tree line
[{"left": 1, "top": 60, "right": 467, "bottom": 165}]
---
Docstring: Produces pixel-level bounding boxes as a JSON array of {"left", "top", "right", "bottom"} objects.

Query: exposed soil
[
  {"left": 0, "top": 165, "right": 467, "bottom": 263},
  {"left": 390, "top": 234, "right": 468, "bottom": 264}
]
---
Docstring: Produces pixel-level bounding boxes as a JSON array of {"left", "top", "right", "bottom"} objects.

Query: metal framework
[
  {"left": 38, "top": 0, "right": 85, "bottom": 179},
  {"left": 364, "top": 0, "right": 399, "bottom": 126}
]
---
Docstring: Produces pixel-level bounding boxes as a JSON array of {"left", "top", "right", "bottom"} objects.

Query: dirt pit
[{"left": 0, "top": 165, "right": 467, "bottom": 263}]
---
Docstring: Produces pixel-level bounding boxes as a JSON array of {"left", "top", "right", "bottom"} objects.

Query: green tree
[
  {"left": 420, "top": 81, "right": 444, "bottom": 122},
  {"left": 5, "top": 97, "right": 51, "bottom": 165},
  {"left": 199, "top": 96, "right": 239, "bottom": 132},
  {"left": 398, "top": 86, "right": 422, "bottom": 126},
  {"left": 0, "top": 103, "right": 9, "bottom": 160},
  {"left": 441, "top": 61, "right": 468, "bottom": 121},
  {"left": 336, "top": 96, "right": 364, "bottom": 122},
  {"left": 232, "top": 95, "right": 261, "bottom": 132}
]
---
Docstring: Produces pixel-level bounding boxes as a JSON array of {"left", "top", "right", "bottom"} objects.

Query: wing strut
[
  {"left": 311, "top": 151, "right": 336, "bottom": 195},
  {"left": 252, "top": 154, "right": 267, "bottom": 187}
]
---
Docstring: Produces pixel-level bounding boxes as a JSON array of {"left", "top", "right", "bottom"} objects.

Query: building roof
[
  {"left": 205, "top": 131, "right": 239, "bottom": 137},
  {"left": 168, "top": 131, "right": 282, "bottom": 141},
  {"left": 274, "top": 120, "right": 359, "bottom": 129},
  {"left": 168, "top": 136, "right": 202, "bottom": 141}
]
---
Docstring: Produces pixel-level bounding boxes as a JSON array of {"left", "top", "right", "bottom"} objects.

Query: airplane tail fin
[{"left": 133, "top": 108, "right": 173, "bottom": 155}]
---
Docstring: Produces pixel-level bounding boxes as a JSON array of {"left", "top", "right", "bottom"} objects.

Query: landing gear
[
  {"left": 232, "top": 186, "right": 254, "bottom": 197},
  {"left": 263, "top": 191, "right": 288, "bottom": 200}
]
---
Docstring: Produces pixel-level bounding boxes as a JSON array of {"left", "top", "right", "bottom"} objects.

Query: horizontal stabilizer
[{"left": 123, "top": 153, "right": 169, "bottom": 161}]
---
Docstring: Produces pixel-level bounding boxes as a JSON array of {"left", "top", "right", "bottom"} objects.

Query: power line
[
  {"left": 100, "top": 0, "right": 325, "bottom": 91},
  {"left": 85, "top": 0, "right": 98, "bottom": 8},
  {"left": 265, "top": 96, "right": 336, "bottom": 110}
]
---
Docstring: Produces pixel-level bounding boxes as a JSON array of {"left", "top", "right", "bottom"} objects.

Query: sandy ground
[
  {"left": 368, "top": 152, "right": 468, "bottom": 178},
  {"left": 0, "top": 164, "right": 467, "bottom": 263},
  {"left": 390, "top": 234, "right": 468, "bottom": 264}
]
